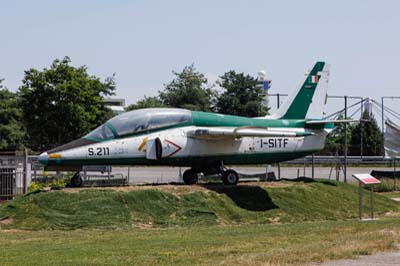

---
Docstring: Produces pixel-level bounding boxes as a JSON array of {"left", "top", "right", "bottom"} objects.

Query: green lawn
[
  {"left": 1, "top": 179, "right": 400, "bottom": 265},
  {"left": 1, "top": 179, "right": 399, "bottom": 230},
  {"left": 1, "top": 218, "right": 400, "bottom": 266}
]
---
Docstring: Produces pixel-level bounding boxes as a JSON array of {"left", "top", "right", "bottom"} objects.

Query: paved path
[
  {"left": 319, "top": 251, "right": 400, "bottom": 266},
  {"left": 107, "top": 166, "right": 395, "bottom": 184}
]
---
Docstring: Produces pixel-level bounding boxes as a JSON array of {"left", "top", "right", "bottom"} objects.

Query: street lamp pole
[
  {"left": 360, "top": 98, "right": 364, "bottom": 158},
  {"left": 381, "top": 97, "right": 385, "bottom": 135},
  {"left": 344, "top": 96, "right": 348, "bottom": 183},
  {"left": 327, "top": 95, "right": 364, "bottom": 182}
]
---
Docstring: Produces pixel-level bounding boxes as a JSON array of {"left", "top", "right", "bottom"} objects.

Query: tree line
[
  {"left": 0, "top": 57, "right": 383, "bottom": 155},
  {"left": 319, "top": 111, "right": 383, "bottom": 156},
  {"left": 125, "top": 64, "right": 268, "bottom": 117},
  {"left": 0, "top": 58, "right": 266, "bottom": 152}
]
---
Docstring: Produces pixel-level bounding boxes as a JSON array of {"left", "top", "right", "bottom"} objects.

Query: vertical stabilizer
[{"left": 273, "top": 62, "right": 330, "bottom": 120}]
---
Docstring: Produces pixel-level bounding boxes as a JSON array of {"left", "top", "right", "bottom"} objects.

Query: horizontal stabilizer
[
  {"left": 187, "top": 127, "right": 313, "bottom": 140},
  {"left": 305, "top": 119, "right": 359, "bottom": 125}
]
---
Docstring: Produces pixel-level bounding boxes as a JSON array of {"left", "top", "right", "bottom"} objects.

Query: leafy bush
[
  {"left": 28, "top": 182, "right": 43, "bottom": 192},
  {"left": 28, "top": 176, "right": 69, "bottom": 192}
]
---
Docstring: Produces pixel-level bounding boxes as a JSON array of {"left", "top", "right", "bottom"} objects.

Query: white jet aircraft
[{"left": 40, "top": 62, "right": 344, "bottom": 186}]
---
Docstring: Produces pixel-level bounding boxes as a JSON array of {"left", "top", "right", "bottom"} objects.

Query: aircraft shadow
[{"left": 201, "top": 184, "right": 279, "bottom": 212}]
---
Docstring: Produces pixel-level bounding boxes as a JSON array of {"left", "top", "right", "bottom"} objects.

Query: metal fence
[
  {"left": 0, "top": 157, "right": 25, "bottom": 201},
  {"left": 0, "top": 154, "right": 398, "bottom": 201}
]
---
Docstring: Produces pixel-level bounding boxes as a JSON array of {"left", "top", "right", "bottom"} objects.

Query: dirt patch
[
  {"left": 391, "top": 198, "right": 400, "bottom": 202},
  {"left": 319, "top": 250, "right": 400, "bottom": 266},
  {"left": 0, "top": 217, "right": 13, "bottom": 225},
  {"left": 61, "top": 184, "right": 209, "bottom": 194},
  {"left": 249, "top": 181, "right": 294, "bottom": 188},
  {"left": 135, "top": 223, "right": 154, "bottom": 229},
  {"left": 0, "top": 229, "right": 26, "bottom": 233},
  {"left": 383, "top": 211, "right": 400, "bottom": 218},
  {"left": 59, "top": 182, "right": 293, "bottom": 195}
]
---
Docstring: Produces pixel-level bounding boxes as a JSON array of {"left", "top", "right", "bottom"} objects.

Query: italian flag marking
[{"left": 310, "top": 75, "right": 319, "bottom": 83}]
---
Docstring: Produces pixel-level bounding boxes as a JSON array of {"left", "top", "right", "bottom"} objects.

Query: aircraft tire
[
  {"left": 70, "top": 173, "right": 83, "bottom": 187},
  {"left": 183, "top": 169, "right": 198, "bottom": 185},
  {"left": 222, "top": 170, "right": 239, "bottom": 185}
]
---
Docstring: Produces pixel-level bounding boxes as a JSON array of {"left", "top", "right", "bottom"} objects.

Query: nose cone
[{"left": 38, "top": 152, "right": 49, "bottom": 166}]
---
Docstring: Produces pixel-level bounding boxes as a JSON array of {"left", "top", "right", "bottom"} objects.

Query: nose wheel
[
  {"left": 183, "top": 169, "right": 199, "bottom": 185},
  {"left": 70, "top": 172, "right": 83, "bottom": 187},
  {"left": 222, "top": 169, "right": 239, "bottom": 185}
]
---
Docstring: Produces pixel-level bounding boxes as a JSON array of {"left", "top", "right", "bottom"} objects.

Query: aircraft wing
[
  {"left": 187, "top": 127, "right": 313, "bottom": 140},
  {"left": 305, "top": 119, "right": 358, "bottom": 125}
]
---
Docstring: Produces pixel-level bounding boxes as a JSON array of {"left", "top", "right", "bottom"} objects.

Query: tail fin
[{"left": 274, "top": 61, "right": 330, "bottom": 120}]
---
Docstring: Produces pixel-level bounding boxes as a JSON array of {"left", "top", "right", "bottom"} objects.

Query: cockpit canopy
[{"left": 85, "top": 108, "right": 192, "bottom": 141}]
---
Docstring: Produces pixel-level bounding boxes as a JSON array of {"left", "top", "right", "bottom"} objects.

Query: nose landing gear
[
  {"left": 182, "top": 169, "right": 199, "bottom": 185},
  {"left": 70, "top": 172, "right": 83, "bottom": 187}
]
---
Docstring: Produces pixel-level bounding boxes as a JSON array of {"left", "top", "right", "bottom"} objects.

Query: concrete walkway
[
  {"left": 109, "top": 166, "right": 395, "bottom": 184},
  {"left": 319, "top": 251, "right": 400, "bottom": 266}
]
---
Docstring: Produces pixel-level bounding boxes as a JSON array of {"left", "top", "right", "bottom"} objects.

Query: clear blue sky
[{"left": 1, "top": 0, "right": 399, "bottom": 117}]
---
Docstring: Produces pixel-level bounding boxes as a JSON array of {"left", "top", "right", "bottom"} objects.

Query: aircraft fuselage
[{"left": 40, "top": 124, "right": 328, "bottom": 169}]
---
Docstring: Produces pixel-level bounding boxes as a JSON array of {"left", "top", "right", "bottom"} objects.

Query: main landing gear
[
  {"left": 221, "top": 169, "right": 239, "bottom": 185},
  {"left": 182, "top": 162, "right": 239, "bottom": 186}
]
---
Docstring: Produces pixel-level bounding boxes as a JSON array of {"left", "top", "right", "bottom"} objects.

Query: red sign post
[{"left": 352, "top": 174, "right": 381, "bottom": 220}]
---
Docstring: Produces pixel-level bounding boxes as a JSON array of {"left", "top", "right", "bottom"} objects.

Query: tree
[
  {"left": 159, "top": 64, "right": 214, "bottom": 111},
  {"left": 215, "top": 71, "right": 267, "bottom": 117},
  {"left": 125, "top": 96, "right": 165, "bottom": 111},
  {"left": 19, "top": 57, "right": 116, "bottom": 151},
  {"left": 318, "top": 115, "right": 354, "bottom": 155},
  {"left": 350, "top": 111, "right": 383, "bottom": 156},
  {"left": 0, "top": 80, "right": 25, "bottom": 150}
]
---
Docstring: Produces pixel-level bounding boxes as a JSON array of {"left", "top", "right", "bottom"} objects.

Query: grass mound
[{"left": 1, "top": 179, "right": 399, "bottom": 230}]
